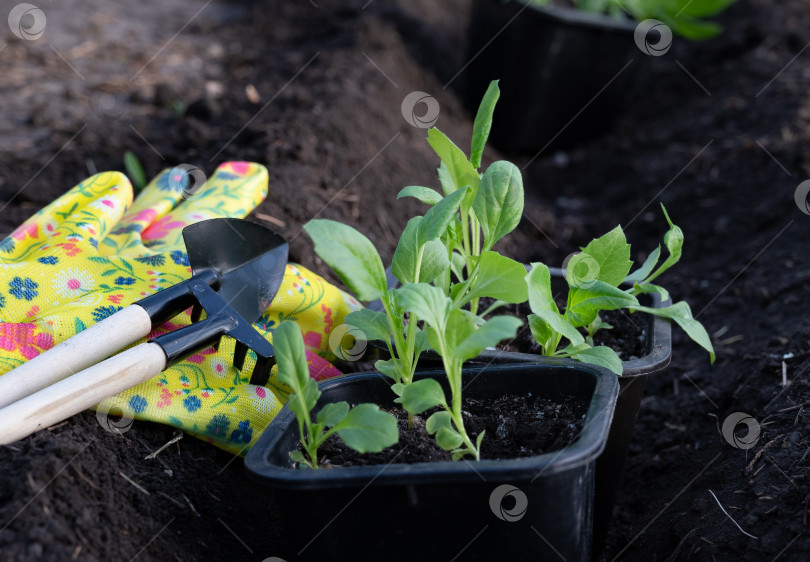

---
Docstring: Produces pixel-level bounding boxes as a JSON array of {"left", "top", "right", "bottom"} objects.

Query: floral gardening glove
[{"left": 0, "top": 163, "right": 360, "bottom": 454}]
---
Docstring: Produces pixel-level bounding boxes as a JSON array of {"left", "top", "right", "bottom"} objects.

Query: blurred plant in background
[{"left": 529, "top": 0, "right": 738, "bottom": 39}]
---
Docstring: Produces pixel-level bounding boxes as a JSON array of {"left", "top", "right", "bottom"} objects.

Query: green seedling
[
  {"left": 275, "top": 320, "right": 398, "bottom": 469},
  {"left": 398, "top": 80, "right": 528, "bottom": 317},
  {"left": 526, "top": 205, "right": 715, "bottom": 374},
  {"left": 123, "top": 151, "right": 147, "bottom": 192},
  {"left": 304, "top": 81, "right": 527, "bottom": 418},
  {"left": 303, "top": 217, "right": 435, "bottom": 419},
  {"left": 397, "top": 283, "right": 522, "bottom": 460},
  {"left": 529, "top": 0, "right": 737, "bottom": 39}
]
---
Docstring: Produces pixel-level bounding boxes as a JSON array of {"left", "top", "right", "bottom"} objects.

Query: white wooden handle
[
  {"left": 0, "top": 342, "right": 166, "bottom": 445},
  {"left": 0, "top": 304, "right": 152, "bottom": 409}
]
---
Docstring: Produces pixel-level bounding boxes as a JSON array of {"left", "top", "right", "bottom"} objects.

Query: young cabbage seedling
[
  {"left": 397, "top": 283, "right": 522, "bottom": 460},
  {"left": 304, "top": 81, "right": 527, "bottom": 417},
  {"left": 398, "top": 80, "right": 528, "bottom": 317},
  {"left": 274, "top": 321, "right": 398, "bottom": 469},
  {"left": 526, "top": 205, "right": 715, "bottom": 375},
  {"left": 303, "top": 198, "right": 460, "bottom": 416}
]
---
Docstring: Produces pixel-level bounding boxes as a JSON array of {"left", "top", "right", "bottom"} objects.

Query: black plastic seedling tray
[{"left": 246, "top": 363, "right": 618, "bottom": 562}]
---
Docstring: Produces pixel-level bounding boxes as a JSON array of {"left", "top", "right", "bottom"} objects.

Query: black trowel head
[{"left": 183, "top": 218, "right": 289, "bottom": 324}]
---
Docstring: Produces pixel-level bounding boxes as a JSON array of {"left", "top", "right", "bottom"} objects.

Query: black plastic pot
[
  {"left": 246, "top": 363, "right": 618, "bottom": 562},
  {"left": 465, "top": 0, "right": 638, "bottom": 153},
  {"left": 367, "top": 268, "right": 672, "bottom": 556}
]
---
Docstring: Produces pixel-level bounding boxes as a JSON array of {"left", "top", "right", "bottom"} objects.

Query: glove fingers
[
  {"left": 103, "top": 165, "right": 196, "bottom": 253},
  {"left": 0, "top": 172, "right": 132, "bottom": 261},
  {"left": 106, "top": 162, "right": 268, "bottom": 257}
]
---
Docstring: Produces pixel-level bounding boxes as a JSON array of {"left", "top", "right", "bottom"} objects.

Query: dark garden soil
[
  {"left": 1, "top": 0, "right": 810, "bottom": 560},
  {"left": 488, "top": 299, "right": 649, "bottom": 360},
  {"left": 315, "top": 393, "right": 587, "bottom": 467},
  {"left": 592, "top": 310, "right": 649, "bottom": 361}
]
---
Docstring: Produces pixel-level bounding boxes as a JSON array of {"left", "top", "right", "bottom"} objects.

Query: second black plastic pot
[
  {"left": 246, "top": 363, "right": 618, "bottom": 562},
  {"left": 460, "top": 295, "right": 672, "bottom": 557},
  {"left": 465, "top": 0, "right": 638, "bottom": 153}
]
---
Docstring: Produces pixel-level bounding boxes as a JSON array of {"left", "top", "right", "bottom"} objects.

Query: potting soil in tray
[
  {"left": 307, "top": 392, "right": 587, "bottom": 467},
  {"left": 487, "top": 299, "right": 648, "bottom": 360}
]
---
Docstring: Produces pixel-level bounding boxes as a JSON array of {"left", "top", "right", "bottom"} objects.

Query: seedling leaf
[
  {"left": 473, "top": 161, "right": 524, "bottom": 251},
  {"left": 436, "top": 427, "right": 464, "bottom": 450},
  {"left": 450, "top": 251, "right": 466, "bottom": 280},
  {"left": 316, "top": 401, "right": 350, "bottom": 427},
  {"left": 426, "top": 410, "right": 453, "bottom": 434},
  {"left": 526, "top": 262, "right": 559, "bottom": 314},
  {"left": 566, "top": 281, "right": 640, "bottom": 327},
  {"left": 275, "top": 321, "right": 313, "bottom": 395},
  {"left": 275, "top": 321, "right": 321, "bottom": 459},
  {"left": 427, "top": 129, "right": 479, "bottom": 195},
  {"left": 632, "top": 282, "right": 670, "bottom": 303},
  {"left": 333, "top": 403, "right": 399, "bottom": 453},
  {"left": 397, "top": 283, "right": 451, "bottom": 332},
  {"left": 420, "top": 187, "right": 467, "bottom": 243},
  {"left": 289, "top": 449, "right": 309, "bottom": 467},
  {"left": 304, "top": 219, "right": 387, "bottom": 301},
  {"left": 646, "top": 205, "right": 684, "bottom": 282},
  {"left": 475, "top": 430, "right": 485, "bottom": 451},
  {"left": 375, "top": 359, "right": 400, "bottom": 381},
  {"left": 123, "top": 151, "right": 147, "bottom": 192},
  {"left": 461, "top": 251, "right": 528, "bottom": 304},
  {"left": 346, "top": 308, "right": 390, "bottom": 343},
  {"left": 470, "top": 80, "right": 500, "bottom": 169},
  {"left": 624, "top": 246, "right": 661, "bottom": 284},
  {"left": 565, "top": 344, "right": 623, "bottom": 375},
  {"left": 530, "top": 310, "right": 584, "bottom": 347},
  {"left": 634, "top": 302, "right": 715, "bottom": 362},
  {"left": 577, "top": 226, "right": 632, "bottom": 287},
  {"left": 674, "top": 0, "right": 736, "bottom": 17},
  {"left": 398, "top": 185, "right": 443, "bottom": 205},
  {"left": 402, "top": 378, "right": 447, "bottom": 414},
  {"left": 392, "top": 217, "right": 450, "bottom": 284},
  {"left": 414, "top": 329, "right": 431, "bottom": 354},
  {"left": 453, "top": 314, "right": 522, "bottom": 362},
  {"left": 437, "top": 162, "right": 455, "bottom": 196}
]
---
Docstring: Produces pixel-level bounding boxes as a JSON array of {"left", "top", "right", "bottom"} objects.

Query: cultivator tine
[
  {"left": 233, "top": 341, "right": 249, "bottom": 371},
  {"left": 190, "top": 303, "right": 203, "bottom": 323},
  {"left": 252, "top": 356, "right": 275, "bottom": 386}
]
